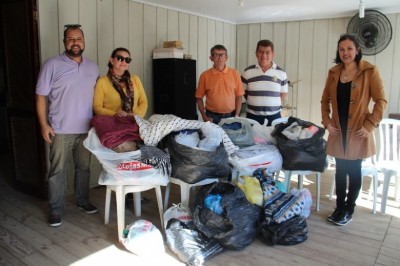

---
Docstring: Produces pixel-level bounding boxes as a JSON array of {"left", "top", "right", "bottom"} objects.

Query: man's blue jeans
[{"left": 48, "top": 134, "right": 91, "bottom": 215}]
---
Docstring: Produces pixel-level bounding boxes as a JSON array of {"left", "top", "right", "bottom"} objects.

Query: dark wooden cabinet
[{"left": 153, "top": 58, "right": 197, "bottom": 120}]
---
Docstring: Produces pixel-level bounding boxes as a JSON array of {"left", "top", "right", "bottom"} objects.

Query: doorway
[{"left": 0, "top": 0, "right": 47, "bottom": 199}]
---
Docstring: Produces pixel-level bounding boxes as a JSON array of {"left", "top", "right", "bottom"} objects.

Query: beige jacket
[{"left": 321, "top": 60, "right": 387, "bottom": 160}]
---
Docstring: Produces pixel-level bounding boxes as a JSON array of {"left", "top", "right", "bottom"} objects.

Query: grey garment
[{"left": 47, "top": 133, "right": 91, "bottom": 215}]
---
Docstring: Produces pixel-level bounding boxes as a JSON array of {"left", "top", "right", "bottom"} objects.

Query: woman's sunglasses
[{"left": 115, "top": 55, "right": 132, "bottom": 64}]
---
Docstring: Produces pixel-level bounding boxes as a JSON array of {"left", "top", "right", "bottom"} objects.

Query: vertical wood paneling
[
  {"left": 285, "top": 21, "right": 300, "bottom": 117},
  {"left": 206, "top": 19, "right": 216, "bottom": 68},
  {"left": 58, "top": 0, "right": 79, "bottom": 52},
  {"left": 130, "top": 1, "right": 144, "bottom": 81},
  {"left": 311, "top": 19, "right": 329, "bottom": 123},
  {"left": 215, "top": 21, "right": 224, "bottom": 46},
  {"left": 36, "top": 0, "right": 400, "bottom": 124},
  {"left": 230, "top": 24, "right": 237, "bottom": 68},
  {"left": 391, "top": 14, "right": 400, "bottom": 113},
  {"left": 167, "top": 9, "right": 179, "bottom": 41},
  {"left": 188, "top": 15, "right": 198, "bottom": 61},
  {"left": 273, "top": 22, "right": 286, "bottom": 68},
  {"left": 236, "top": 24, "right": 248, "bottom": 73},
  {"left": 97, "top": 0, "right": 113, "bottom": 75},
  {"left": 37, "top": 0, "right": 59, "bottom": 61},
  {"left": 376, "top": 14, "right": 397, "bottom": 116},
  {"left": 297, "top": 20, "right": 314, "bottom": 121},
  {"left": 79, "top": 0, "right": 97, "bottom": 63},
  {"left": 197, "top": 17, "right": 208, "bottom": 76},
  {"left": 178, "top": 12, "right": 189, "bottom": 55},
  {"left": 156, "top": 7, "right": 168, "bottom": 49},
  {"left": 247, "top": 24, "right": 261, "bottom": 66},
  {"left": 142, "top": 4, "right": 157, "bottom": 115},
  {"left": 113, "top": 0, "right": 129, "bottom": 48}
]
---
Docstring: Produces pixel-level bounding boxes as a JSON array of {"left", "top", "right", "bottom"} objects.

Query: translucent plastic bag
[
  {"left": 218, "top": 117, "right": 254, "bottom": 148},
  {"left": 229, "top": 144, "right": 283, "bottom": 177},
  {"left": 122, "top": 220, "right": 165, "bottom": 256},
  {"left": 84, "top": 128, "right": 169, "bottom": 186}
]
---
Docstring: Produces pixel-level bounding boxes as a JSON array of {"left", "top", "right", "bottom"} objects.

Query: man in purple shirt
[{"left": 36, "top": 24, "right": 99, "bottom": 227}]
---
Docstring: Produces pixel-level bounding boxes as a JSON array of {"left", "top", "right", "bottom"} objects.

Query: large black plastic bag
[
  {"left": 165, "top": 218, "right": 224, "bottom": 266},
  {"left": 191, "top": 182, "right": 261, "bottom": 250},
  {"left": 166, "top": 134, "right": 230, "bottom": 184},
  {"left": 271, "top": 116, "right": 327, "bottom": 172},
  {"left": 258, "top": 216, "right": 308, "bottom": 246}
]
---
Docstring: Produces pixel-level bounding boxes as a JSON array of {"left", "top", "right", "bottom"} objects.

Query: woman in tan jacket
[{"left": 321, "top": 34, "right": 387, "bottom": 226}]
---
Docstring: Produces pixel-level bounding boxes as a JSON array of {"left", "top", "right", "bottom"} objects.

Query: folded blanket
[{"left": 90, "top": 115, "right": 142, "bottom": 148}]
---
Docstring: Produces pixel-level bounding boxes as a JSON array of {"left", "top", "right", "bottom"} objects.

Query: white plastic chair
[
  {"left": 104, "top": 182, "right": 164, "bottom": 242},
  {"left": 281, "top": 170, "right": 321, "bottom": 211},
  {"left": 328, "top": 157, "right": 378, "bottom": 214},
  {"left": 163, "top": 177, "right": 218, "bottom": 210},
  {"left": 374, "top": 118, "right": 400, "bottom": 214}
]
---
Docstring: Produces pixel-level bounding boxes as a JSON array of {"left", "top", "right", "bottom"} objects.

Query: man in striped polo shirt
[{"left": 241, "top": 40, "right": 288, "bottom": 126}]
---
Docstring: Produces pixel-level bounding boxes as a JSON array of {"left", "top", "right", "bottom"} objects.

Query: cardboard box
[
  {"left": 153, "top": 48, "right": 184, "bottom": 59},
  {"left": 163, "top": 40, "right": 183, "bottom": 48}
]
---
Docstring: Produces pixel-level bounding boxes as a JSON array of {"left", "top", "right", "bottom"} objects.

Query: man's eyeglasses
[
  {"left": 212, "top": 53, "right": 227, "bottom": 58},
  {"left": 115, "top": 55, "right": 132, "bottom": 64}
]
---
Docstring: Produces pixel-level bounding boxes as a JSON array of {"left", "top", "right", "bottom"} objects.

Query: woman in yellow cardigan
[
  {"left": 93, "top": 47, "right": 149, "bottom": 204},
  {"left": 94, "top": 47, "right": 148, "bottom": 118}
]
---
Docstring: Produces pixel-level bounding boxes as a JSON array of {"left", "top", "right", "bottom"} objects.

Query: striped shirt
[{"left": 241, "top": 62, "right": 288, "bottom": 116}]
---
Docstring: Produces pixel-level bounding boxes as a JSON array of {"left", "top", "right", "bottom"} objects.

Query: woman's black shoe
[
  {"left": 327, "top": 208, "right": 342, "bottom": 223},
  {"left": 333, "top": 210, "right": 353, "bottom": 226}
]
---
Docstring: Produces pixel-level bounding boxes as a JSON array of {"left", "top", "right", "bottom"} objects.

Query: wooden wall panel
[
  {"left": 58, "top": 0, "right": 78, "bottom": 52},
  {"left": 97, "top": 0, "right": 113, "bottom": 75},
  {"left": 79, "top": 0, "right": 97, "bottom": 63},
  {"left": 156, "top": 7, "right": 168, "bottom": 50},
  {"left": 113, "top": 0, "right": 129, "bottom": 48},
  {"left": 167, "top": 9, "right": 179, "bottom": 41},
  {"left": 142, "top": 4, "right": 157, "bottom": 115},
  {"left": 285, "top": 21, "right": 300, "bottom": 117},
  {"left": 297, "top": 20, "right": 314, "bottom": 120},
  {"left": 391, "top": 14, "right": 400, "bottom": 113},
  {"left": 37, "top": 0, "right": 59, "bottom": 60},
  {"left": 129, "top": 1, "right": 144, "bottom": 82}
]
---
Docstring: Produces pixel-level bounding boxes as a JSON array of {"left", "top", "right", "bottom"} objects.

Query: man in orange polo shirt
[{"left": 195, "top": 44, "right": 244, "bottom": 124}]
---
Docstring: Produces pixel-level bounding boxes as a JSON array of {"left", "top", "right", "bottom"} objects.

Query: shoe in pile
[{"left": 78, "top": 202, "right": 98, "bottom": 214}]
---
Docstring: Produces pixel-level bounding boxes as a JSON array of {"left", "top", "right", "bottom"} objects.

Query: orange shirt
[{"left": 195, "top": 66, "right": 244, "bottom": 113}]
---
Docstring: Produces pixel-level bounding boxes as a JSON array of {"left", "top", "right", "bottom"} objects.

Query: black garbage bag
[
  {"left": 165, "top": 218, "right": 224, "bottom": 266},
  {"left": 258, "top": 216, "right": 308, "bottom": 246},
  {"left": 165, "top": 134, "right": 230, "bottom": 184},
  {"left": 271, "top": 116, "right": 327, "bottom": 172},
  {"left": 191, "top": 182, "right": 261, "bottom": 250}
]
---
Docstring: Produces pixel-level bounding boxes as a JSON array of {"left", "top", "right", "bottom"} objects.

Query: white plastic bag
[
  {"left": 83, "top": 128, "right": 169, "bottom": 186},
  {"left": 163, "top": 203, "right": 193, "bottom": 230},
  {"left": 229, "top": 144, "right": 283, "bottom": 177},
  {"left": 122, "top": 220, "right": 165, "bottom": 256}
]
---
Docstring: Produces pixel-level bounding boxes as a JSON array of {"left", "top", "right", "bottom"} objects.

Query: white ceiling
[{"left": 134, "top": 0, "right": 400, "bottom": 24}]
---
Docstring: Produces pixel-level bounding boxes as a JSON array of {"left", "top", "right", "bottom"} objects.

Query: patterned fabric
[
  {"left": 134, "top": 114, "right": 239, "bottom": 155},
  {"left": 107, "top": 68, "right": 134, "bottom": 113},
  {"left": 139, "top": 144, "right": 171, "bottom": 177},
  {"left": 261, "top": 184, "right": 305, "bottom": 225}
]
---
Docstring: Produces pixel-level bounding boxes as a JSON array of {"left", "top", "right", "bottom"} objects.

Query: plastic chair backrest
[{"left": 376, "top": 118, "right": 400, "bottom": 164}]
